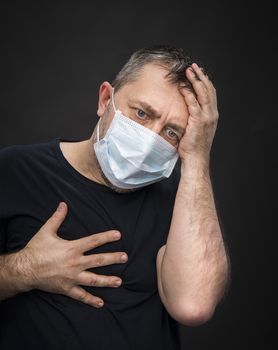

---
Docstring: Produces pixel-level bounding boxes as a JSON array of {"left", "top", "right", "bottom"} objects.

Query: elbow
[{"left": 166, "top": 300, "right": 216, "bottom": 326}]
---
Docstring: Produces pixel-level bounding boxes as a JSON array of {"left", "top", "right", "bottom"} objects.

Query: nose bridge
[{"left": 147, "top": 118, "right": 164, "bottom": 135}]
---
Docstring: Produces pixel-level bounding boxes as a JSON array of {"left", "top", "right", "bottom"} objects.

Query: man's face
[
  {"left": 97, "top": 63, "right": 190, "bottom": 149},
  {"left": 94, "top": 63, "right": 190, "bottom": 193}
]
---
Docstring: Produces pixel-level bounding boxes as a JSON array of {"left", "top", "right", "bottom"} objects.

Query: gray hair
[{"left": 111, "top": 45, "right": 210, "bottom": 92}]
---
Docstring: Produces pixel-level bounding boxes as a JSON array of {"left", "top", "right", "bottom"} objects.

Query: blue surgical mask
[{"left": 93, "top": 88, "right": 179, "bottom": 189}]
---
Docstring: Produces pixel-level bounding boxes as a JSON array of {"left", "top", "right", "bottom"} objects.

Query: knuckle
[
  {"left": 201, "top": 93, "right": 209, "bottom": 103},
  {"left": 79, "top": 291, "right": 88, "bottom": 302},
  {"left": 204, "top": 117, "right": 212, "bottom": 125},
  {"left": 62, "top": 283, "right": 72, "bottom": 294},
  {"left": 66, "top": 241, "right": 78, "bottom": 255},
  {"left": 67, "top": 257, "right": 78, "bottom": 269},
  {"left": 90, "top": 276, "right": 98, "bottom": 286},
  {"left": 95, "top": 255, "right": 105, "bottom": 266},
  {"left": 200, "top": 117, "right": 209, "bottom": 127}
]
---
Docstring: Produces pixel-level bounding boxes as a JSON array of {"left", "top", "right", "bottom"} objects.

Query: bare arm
[
  {"left": 157, "top": 158, "right": 230, "bottom": 326},
  {"left": 0, "top": 249, "right": 34, "bottom": 301}
]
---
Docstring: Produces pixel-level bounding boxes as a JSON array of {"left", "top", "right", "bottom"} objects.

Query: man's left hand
[{"left": 178, "top": 63, "right": 219, "bottom": 164}]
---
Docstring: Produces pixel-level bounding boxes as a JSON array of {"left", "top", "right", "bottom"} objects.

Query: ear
[{"left": 97, "top": 81, "right": 113, "bottom": 118}]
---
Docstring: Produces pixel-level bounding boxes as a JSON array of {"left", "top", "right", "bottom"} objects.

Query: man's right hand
[{"left": 21, "top": 202, "right": 128, "bottom": 308}]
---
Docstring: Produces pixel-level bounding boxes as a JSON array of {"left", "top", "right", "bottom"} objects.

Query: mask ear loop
[
  {"left": 111, "top": 87, "right": 117, "bottom": 112},
  {"left": 96, "top": 119, "right": 100, "bottom": 142},
  {"left": 96, "top": 88, "right": 116, "bottom": 143}
]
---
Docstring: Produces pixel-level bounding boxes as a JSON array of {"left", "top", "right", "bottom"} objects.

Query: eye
[
  {"left": 165, "top": 127, "right": 179, "bottom": 140},
  {"left": 135, "top": 109, "right": 147, "bottom": 119}
]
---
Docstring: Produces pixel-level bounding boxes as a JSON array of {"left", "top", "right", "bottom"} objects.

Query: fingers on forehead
[{"left": 191, "top": 63, "right": 214, "bottom": 90}]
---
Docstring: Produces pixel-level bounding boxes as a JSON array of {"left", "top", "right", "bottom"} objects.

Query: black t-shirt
[{"left": 0, "top": 138, "right": 182, "bottom": 350}]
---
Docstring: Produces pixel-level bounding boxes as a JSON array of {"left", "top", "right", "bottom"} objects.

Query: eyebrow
[
  {"left": 129, "top": 99, "right": 160, "bottom": 118},
  {"left": 128, "top": 99, "right": 186, "bottom": 136}
]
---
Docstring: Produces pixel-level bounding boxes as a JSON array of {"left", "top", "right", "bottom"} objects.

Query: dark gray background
[{"left": 1, "top": 1, "right": 277, "bottom": 349}]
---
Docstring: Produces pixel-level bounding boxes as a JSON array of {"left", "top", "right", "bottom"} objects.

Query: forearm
[
  {"left": 0, "top": 249, "right": 34, "bottom": 301},
  {"left": 160, "top": 157, "right": 230, "bottom": 315}
]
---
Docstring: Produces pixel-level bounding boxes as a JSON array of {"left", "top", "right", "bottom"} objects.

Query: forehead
[
  {"left": 123, "top": 63, "right": 179, "bottom": 95},
  {"left": 118, "top": 63, "right": 189, "bottom": 123}
]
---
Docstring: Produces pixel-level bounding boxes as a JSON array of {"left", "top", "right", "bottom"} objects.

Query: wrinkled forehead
[
  {"left": 118, "top": 63, "right": 189, "bottom": 122},
  {"left": 120, "top": 63, "right": 183, "bottom": 99},
  {"left": 128, "top": 62, "right": 174, "bottom": 89}
]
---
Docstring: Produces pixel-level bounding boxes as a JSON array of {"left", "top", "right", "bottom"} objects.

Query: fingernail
[
  {"left": 98, "top": 301, "right": 104, "bottom": 307},
  {"left": 121, "top": 254, "right": 128, "bottom": 262},
  {"left": 115, "top": 279, "right": 122, "bottom": 286},
  {"left": 57, "top": 202, "right": 64, "bottom": 211},
  {"left": 114, "top": 231, "right": 121, "bottom": 239}
]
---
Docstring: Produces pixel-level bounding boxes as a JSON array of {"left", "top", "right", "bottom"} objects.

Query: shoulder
[
  {"left": 0, "top": 139, "right": 57, "bottom": 168},
  {"left": 0, "top": 139, "right": 56, "bottom": 163},
  {"left": 0, "top": 143, "right": 28, "bottom": 164}
]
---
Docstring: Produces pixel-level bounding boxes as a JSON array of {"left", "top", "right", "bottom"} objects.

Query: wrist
[
  {"left": 9, "top": 248, "right": 36, "bottom": 293},
  {"left": 180, "top": 155, "right": 210, "bottom": 180}
]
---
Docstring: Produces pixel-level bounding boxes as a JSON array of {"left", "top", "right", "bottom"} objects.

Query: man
[{"left": 0, "top": 45, "right": 230, "bottom": 349}]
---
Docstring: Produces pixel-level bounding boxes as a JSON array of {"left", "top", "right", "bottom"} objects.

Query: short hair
[{"left": 111, "top": 44, "right": 210, "bottom": 93}]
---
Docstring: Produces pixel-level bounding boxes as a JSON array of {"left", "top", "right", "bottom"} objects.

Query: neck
[{"left": 60, "top": 130, "right": 106, "bottom": 186}]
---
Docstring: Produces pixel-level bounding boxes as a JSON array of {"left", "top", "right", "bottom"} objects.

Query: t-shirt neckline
[{"left": 52, "top": 137, "right": 116, "bottom": 192}]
